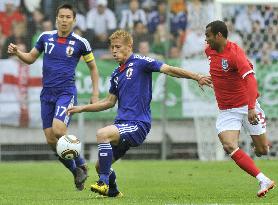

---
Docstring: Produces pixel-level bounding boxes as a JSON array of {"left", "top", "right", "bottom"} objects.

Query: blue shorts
[
  {"left": 112, "top": 120, "right": 151, "bottom": 160},
  {"left": 40, "top": 87, "right": 77, "bottom": 129}
]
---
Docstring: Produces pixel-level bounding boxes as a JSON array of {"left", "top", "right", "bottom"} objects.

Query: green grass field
[{"left": 0, "top": 160, "right": 277, "bottom": 205}]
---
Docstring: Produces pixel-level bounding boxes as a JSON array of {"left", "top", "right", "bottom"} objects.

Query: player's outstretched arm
[
  {"left": 87, "top": 60, "right": 100, "bottom": 103},
  {"left": 160, "top": 64, "right": 212, "bottom": 88},
  {"left": 7, "top": 43, "right": 40, "bottom": 64},
  {"left": 67, "top": 93, "right": 117, "bottom": 115}
]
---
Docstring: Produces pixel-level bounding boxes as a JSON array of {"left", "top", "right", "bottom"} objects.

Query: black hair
[
  {"left": 56, "top": 3, "right": 76, "bottom": 18},
  {"left": 206, "top": 20, "right": 228, "bottom": 38}
]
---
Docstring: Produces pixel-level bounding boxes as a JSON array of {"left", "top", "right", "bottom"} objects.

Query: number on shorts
[{"left": 56, "top": 106, "right": 67, "bottom": 117}]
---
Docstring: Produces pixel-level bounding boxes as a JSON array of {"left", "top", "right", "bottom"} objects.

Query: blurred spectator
[
  {"left": 181, "top": 29, "right": 204, "bottom": 59},
  {"left": 0, "top": 24, "right": 7, "bottom": 58},
  {"left": 0, "top": 0, "right": 20, "bottom": 12},
  {"left": 151, "top": 23, "right": 174, "bottom": 56},
  {"left": 119, "top": 0, "right": 147, "bottom": 32},
  {"left": 86, "top": 0, "right": 117, "bottom": 49},
  {"left": 76, "top": 12, "right": 87, "bottom": 33},
  {"left": 225, "top": 19, "right": 243, "bottom": 48},
  {"left": 31, "top": 16, "right": 53, "bottom": 47},
  {"left": 2, "top": 21, "right": 29, "bottom": 59},
  {"left": 170, "top": 1, "right": 187, "bottom": 49},
  {"left": 234, "top": 6, "right": 252, "bottom": 34},
  {"left": 22, "top": 0, "right": 41, "bottom": 13},
  {"left": 137, "top": 40, "right": 163, "bottom": 60},
  {"left": 187, "top": 0, "right": 215, "bottom": 32},
  {"left": 245, "top": 20, "right": 262, "bottom": 58},
  {"left": 169, "top": 45, "right": 181, "bottom": 59},
  {"left": 147, "top": 0, "right": 167, "bottom": 34},
  {"left": 28, "top": 8, "right": 44, "bottom": 46},
  {"left": 132, "top": 21, "right": 152, "bottom": 53},
  {"left": 0, "top": 0, "right": 26, "bottom": 37}
]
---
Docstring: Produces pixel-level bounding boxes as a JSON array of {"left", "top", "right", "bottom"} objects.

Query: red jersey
[{"left": 205, "top": 41, "right": 258, "bottom": 110}]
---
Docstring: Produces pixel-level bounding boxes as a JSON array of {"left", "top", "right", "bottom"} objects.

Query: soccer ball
[{"left": 56, "top": 135, "right": 82, "bottom": 160}]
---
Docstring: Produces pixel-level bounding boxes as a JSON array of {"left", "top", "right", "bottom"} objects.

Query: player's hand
[
  {"left": 67, "top": 106, "right": 83, "bottom": 115},
  {"left": 248, "top": 109, "right": 259, "bottom": 125},
  {"left": 7, "top": 43, "right": 18, "bottom": 55},
  {"left": 197, "top": 75, "right": 213, "bottom": 90}
]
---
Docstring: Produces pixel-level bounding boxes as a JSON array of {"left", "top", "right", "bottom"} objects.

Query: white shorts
[{"left": 216, "top": 101, "right": 266, "bottom": 135}]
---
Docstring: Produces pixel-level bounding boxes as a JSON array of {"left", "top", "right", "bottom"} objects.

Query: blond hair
[{"left": 109, "top": 30, "right": 133, "bottom": 46}]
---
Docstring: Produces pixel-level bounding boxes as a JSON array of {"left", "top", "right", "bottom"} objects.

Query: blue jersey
[
  {"left": 35, "top": 30, "right": 94, "bottom": 87},
  {"left": 109, "top": 54, "right": 163, "bottom": 124}
]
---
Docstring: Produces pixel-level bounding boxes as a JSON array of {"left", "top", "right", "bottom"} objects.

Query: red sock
[{"left": 231, "top": 149, "right": 260, "bottom": 177}]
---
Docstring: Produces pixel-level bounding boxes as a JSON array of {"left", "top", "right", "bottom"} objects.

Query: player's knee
[
  {"left": 222, "top": 143, "right": 237, "bottom": 154},
  {"left": 52, "top": 127, "right": 65, "bottom": 138},
  {"left": 96, "top": 129, "right": 109, "bottom": 143}
]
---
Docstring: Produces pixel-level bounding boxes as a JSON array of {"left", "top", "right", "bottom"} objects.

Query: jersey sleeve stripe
[
  {"left": 72, "top": 33, "right": 91, "bottom": 51},
  {"left": 36, "top": 30, "right": 57, "bottom": 42},
  {"left": 242, "top": 70, "right": 255, "bottom": 79}
]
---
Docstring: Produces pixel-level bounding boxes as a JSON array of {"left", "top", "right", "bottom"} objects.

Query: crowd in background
[{"left": 0, "top": 0, "right": 277, "bottom": 64}]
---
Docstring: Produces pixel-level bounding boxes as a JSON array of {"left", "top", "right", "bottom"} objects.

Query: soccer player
[
  {"left": 7, "top": 4, "right": 99, "bottom": 191},
  {"left": 67, "top": 29, "right": 212, "bottom": 197},
  {"left": 205, "top": 20, "right": 275, "bottom": 197}
]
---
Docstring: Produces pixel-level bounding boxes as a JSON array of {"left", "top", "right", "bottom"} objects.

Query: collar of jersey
[{"left": 117, "top": 54, "right": 134, "bottom": 73}]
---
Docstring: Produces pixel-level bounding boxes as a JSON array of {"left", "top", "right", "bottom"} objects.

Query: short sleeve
[
  {"left": 109, "top": 74, "right": 117, "bottom": 95},
  {"left": 235, "top": 46, "right": 254, "bottom": 78},
  {"left": 34, "top": 34, "right": 45, "bottom": 53},
  {"left": 143, "top": 57, "right": 164, "bottom": 73}
]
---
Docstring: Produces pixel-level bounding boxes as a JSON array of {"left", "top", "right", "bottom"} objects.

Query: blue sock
[
  {"left": 98, "top": 143, "right": 113, "bottom": 185},
  {"left": 58, "top": 157, "right": 77, "bottom": 175},
  {"left": 75, "top": 155, "right": 86, "bottom": 167},
  {"left": 109, "top": 168, "right": 117, "bottom": 189}
]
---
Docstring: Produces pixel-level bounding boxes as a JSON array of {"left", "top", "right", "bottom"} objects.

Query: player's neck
[
  {"left": 121, "top": 53, "right": 133, "bottom": 64},
  {"left": 58, "top": 30, "right": 71, "bottom": 37},
  {"left": 217, "top": 39, "right": 227, "bottom": 53}
]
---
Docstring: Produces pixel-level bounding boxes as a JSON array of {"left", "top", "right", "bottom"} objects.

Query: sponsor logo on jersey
[
  {"left": 48, "top": 38, "right": 54, "bottom": 42},
  {"left": 221, "top": 59, "right": 229, "bottom": 72},
  {"left": 66, "top": 46, "right": 74, "bottom": 57},
  {"left": 69, "top": 40, "right": 75, "bottom": 45},
  {"left": 134, "top": 54, "right": 154, "bottom": 62}
]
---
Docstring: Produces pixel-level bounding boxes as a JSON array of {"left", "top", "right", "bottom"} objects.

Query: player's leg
[
  {"left": 91, "top": 121, "right": 150, "bottom": 197},
  {"left": 90, "top": 125, "right": 120, "bottom": 196},
  {"left": 95, "top": 162, "right": 122, "bottom": 197},
  {"left": 219, "top": 130, "right": 261, "bottom": 178},
  {"left": 54, "top": 87, "right": 88, "bottom": 190},
  {"left": 243, "top": 104, "right": 275, "bottom": 197},
  {"left": 217, "top": 109, "right": 269, "bottom": 196}
]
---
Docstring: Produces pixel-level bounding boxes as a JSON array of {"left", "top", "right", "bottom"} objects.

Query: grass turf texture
[{"left": 0, "top": 160, "right": 277, "bottom": 205}]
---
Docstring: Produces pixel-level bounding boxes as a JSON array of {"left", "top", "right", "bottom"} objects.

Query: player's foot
[
  {"left": 108, "top": 188, "right": 123, "bottom": 197},
  {"left": 74, "top": 166, "right": 88, "bottom": 191},
  {"left": 257, "top": 179, "right": 276, "bottom": 197},
  {"left": 91, "top": 181, "right": 109, "bottom": 196}
]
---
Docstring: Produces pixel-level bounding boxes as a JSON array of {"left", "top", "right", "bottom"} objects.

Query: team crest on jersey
[
  {"left": 221, "top": 59, "right": 229, "bottom": 72},
  {"left": 66, "top": 46, "right": 74, "bottom": 57},
  {"left": 126, "top": 68, "right": 134, "bottom": 79}
]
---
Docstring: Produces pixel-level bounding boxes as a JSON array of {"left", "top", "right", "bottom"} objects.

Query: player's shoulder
[
  {"left": 37, "top": 30, "right": 57, "bottom": 40},
  {"left": 227, "top": 41, "right": 243, "bottom": 52},
  {"left": 71, "top": 32, "right": 91, "bottom": 50}
]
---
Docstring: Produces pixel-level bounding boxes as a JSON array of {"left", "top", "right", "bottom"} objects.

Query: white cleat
[{"left": 257, "top": 179, "right": 276, "bottom": 197}]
